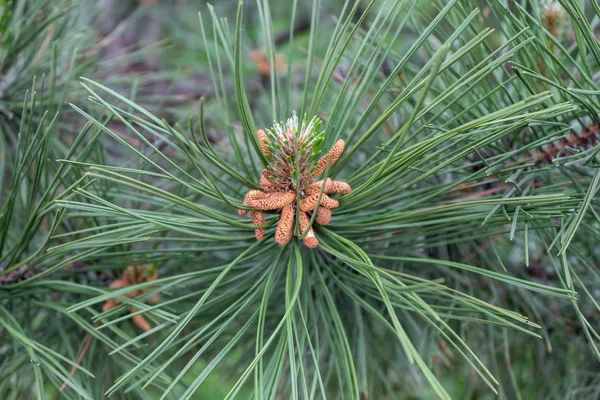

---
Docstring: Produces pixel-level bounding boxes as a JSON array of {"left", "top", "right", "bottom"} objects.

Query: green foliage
[
  {"left": 0, "top": 0, "right": 97, "bottom": 134},
  {"left": 0, "top": 2, "right": 177, "bottom": 399},
  {"left": 1, "top": 0, "right": 600, "bottom": 399}
]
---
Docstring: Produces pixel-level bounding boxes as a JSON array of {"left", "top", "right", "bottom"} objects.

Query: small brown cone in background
[
  {"left": 250, "top": 211, "right": 266, "bottom": 240},
  {"left": 102, "top": 277, "right": 128, "bottom": 312},
  {"left": 275, "top": 204, "right": 294, "bottom": 245},
  {"left": 311, "top": 139, "right": 345, "bottom": 179},
  {"left": 131, "top": 309, "right": 152, "bottom": 332},
  {"left": 102, "top": 298, "right": 119, "bottom": 313},
  {"left": 102, "top": 265, "right": 157, "bottom": 332},
  {"left": 299, "top": 212, "right": 319, "bottom": 248},
  {"left": 315, "top": 207, "right": 332, "bottom": 225},
  {"left": 257, "top": 129, "right": 272, "bottom": 158},
  {"left": 249, "top": 50, "right": 287, "bottom": 76}
]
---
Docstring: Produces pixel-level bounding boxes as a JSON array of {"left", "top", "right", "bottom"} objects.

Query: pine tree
[{"left": 1, "top": 0, "right": 599, "bottom": 399}]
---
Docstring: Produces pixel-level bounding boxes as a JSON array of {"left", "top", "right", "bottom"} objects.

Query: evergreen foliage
[{"left": 1, "top": 0, "right": 599, "bottom": 399}]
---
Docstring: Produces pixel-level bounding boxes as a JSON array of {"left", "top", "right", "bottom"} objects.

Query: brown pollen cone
[
  {"left": 260, "top": 169, "right": 282, "bottom": 192},
  {"left": 305, "top": 178, "right": 352, "bottom": 196},
  {"left": 257, "top": 129, "right": 272, "bottom": 158},
  {"left": 275, "top": 204, "right": 294, "bottom": 245},
  {"left": 300, "top": 193, "right": 339, "bottom": 212},
  {"left": 299, "top": 212, "right": 319, "bottom": 248},
  {"left": 250, "top": 211, "right": 265, "bottom": 240},
  {"left": 244, "top": 191, "right": 295, "bottom": 210},
  {"left": 311, "top": 139, "right": 345, "bottom": 179},
  {"left": 315, "top": 207, "right": 332, "bottom": 225}
]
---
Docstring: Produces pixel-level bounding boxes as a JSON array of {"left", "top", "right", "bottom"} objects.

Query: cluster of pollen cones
[{"left": 238, "top": 121, "right": 351, "bottom": 248}]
